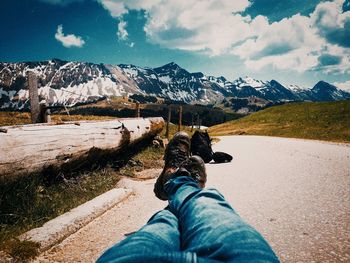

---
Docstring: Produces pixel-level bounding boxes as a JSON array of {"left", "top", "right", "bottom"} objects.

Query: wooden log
[
  {"left": 0, "top": 117, "right": 164, "bottom": 178},
  {"left": 28, "top": 72, "right": 42, "bottom": 123}
]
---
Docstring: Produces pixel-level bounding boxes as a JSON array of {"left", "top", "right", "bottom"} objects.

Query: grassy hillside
[
  {"left": 209, "top": 101, "right": 350, "bottom": 143},
  {"left": 0, "top": 112, "right": 115, "bottom": 126}
]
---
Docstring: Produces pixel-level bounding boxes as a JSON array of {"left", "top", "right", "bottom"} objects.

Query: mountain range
[{"left": 0, "top": 59, "right": 349, "bottom": 110}]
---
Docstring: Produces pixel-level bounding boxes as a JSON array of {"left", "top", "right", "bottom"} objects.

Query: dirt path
[{"left": 35, "top": 136, "right": 350, "bottom": 262}]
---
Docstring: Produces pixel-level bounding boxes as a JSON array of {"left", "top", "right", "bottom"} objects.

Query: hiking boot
[
  {"left": 154, "top": 135, "right": 207, "bottom": 199},
  {"left": 177, "top": 155, "right": 207, "bottom": 188},
  {"left": 154, "top": 155, "right": 207, "bottom": 200},
  {"left": 154, "top": 132, "right": 191, "bottom": 200}
]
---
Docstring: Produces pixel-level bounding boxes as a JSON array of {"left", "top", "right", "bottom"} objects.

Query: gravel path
[{"left": 34, "top": 136, "right": 350, "bottom": 262}]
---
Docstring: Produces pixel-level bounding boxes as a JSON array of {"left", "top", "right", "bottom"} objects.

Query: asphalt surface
[{"left": 35, "top": 136, "right": 350, "bottom": 262}]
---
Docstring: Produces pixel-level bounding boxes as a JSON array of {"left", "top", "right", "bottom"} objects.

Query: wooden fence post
[
  {"left": 196, "top": 113, "right": 200, "bottom": 129},
  {"left": 165, "top": 106, "right": 171, "bottom": 139},
  {"left": 135, "top": 102, "right": 140, "bottom": 118},
  {"left": 28, "top": 71, "right": 42, "bottom": 123},
  {"left": 191, "top": 113, "right": 194, "bottom": 132},
  {"left": 42, "top": 103, "right": 51, "bottom": 123},
  {"left": 178, "top": 105, "right": 182, "bottom": 132}
]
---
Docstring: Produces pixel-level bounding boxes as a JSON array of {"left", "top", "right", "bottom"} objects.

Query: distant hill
[
  {"left": 209, "top": 101, "right": 350, "bottom": 143},
  {"left": 0, "top": 59, "right": 349, "bottom": 110}
]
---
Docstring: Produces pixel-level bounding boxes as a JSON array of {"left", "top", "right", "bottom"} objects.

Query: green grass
[
  {"left": 0, "top": 139, "right": 169, "bottom": 261},
  {"left": 0, "top": 111, "right": 113, "bottom": 126},
  {"left": 209, "top": 101, "right": 350, "bottom": 143},
  {"left": 0, "top": 167, "right": 120, "bottom": 258},
  {"left": 0, "top": 110, "right": 195, "bottom": 260}
]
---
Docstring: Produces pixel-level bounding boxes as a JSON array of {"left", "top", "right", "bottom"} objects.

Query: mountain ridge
[{"left": 0, "top": 59, "right": 349, "bottom": 110}]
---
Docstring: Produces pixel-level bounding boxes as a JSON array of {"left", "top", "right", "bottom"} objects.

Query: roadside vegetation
[
  {"left": 3, "top": 99, "right": 348, "bottom": 259},
  {"left": 0, "top": 111, "right": 113, "bottom": 126},
  {"left": 0, "top": 166, "right": 119, "bottom": 260},
  {"left": 0, "top": 117, "right": 193, "bottom": 260},
  {"left": 209, "top": 101, "right": 350, "bottom": 143},
  {"left": 0, "top": 143, "right": 166, "bottom": 260}
]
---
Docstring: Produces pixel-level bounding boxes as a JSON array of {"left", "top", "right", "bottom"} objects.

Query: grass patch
[
  {"left": 0, "top": 167, "right": 120, "bottom": 257},
  {"left": 136, "top": 146, "right": 164, "bottom": 169},
  {"left": 209, "top": 101, "right": 350, "bottom": 143},
  {"left": 0, "top": 111, "right": 32, "bottom": 126},
  {"left": 2, "top": 239, "right": 40, "bottom": 261},
  {"left": 0, "top": 111, "right": 113, "bottom": 126},
  {"left": 0, "top": 110, "right": 195, "bottom": 260},
  {"left": 119, "top": 147, "right": 165, "bottom": 177},
  {"left": 0, "top": 137, "right": 167, "bottom": 260}
]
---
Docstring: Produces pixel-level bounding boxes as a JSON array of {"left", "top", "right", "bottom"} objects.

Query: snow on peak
[
  {"left": 159, "top": 75, "right": 172, "bottom": 84},
  {"left": 286, "top": 84, "right": 309, "bottom": 92},
  {"left": 233, "top": 76, "right": 266, "bottom": 89}
]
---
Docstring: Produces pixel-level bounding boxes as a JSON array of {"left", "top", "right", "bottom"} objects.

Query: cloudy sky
[{"left": 1, "top": 0, "right": 349, "bottom": 89}]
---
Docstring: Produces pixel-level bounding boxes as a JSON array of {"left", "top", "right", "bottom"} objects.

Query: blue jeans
[{"left": 97, "top": 176, "right": 280, "bottom": 262}]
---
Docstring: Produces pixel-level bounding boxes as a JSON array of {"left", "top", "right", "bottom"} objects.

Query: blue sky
[{"left": 0, "top": 0, "right": 349, "bottom": 90}]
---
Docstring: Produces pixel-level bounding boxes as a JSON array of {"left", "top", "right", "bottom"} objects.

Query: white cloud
[
  {"left": 311, "top": 0, "right": 350, "bottom": 47},
  {"left": 99, "top": 0, "right": 127, "bottom": 17},
  {"left": 97, "top": 0, "right": 350, "bottom": 74},
  {"left": 98, "top": 0, "right": 251, "bottom": 55},
  {"left": 144, "top": 0, "right": 252, "bottom": 55},
  {"left": 232, "top": 14, "right": 324, "bottom": 72},
  {"left": 333, "top": 80, "right": 350, "bottom": 91},
  {"left": 98, "top": 0, "right": 162, "bottom": 17},
  {"left": 55, "top": 25, "right": 85, "bottom": 48},
  {"left": 232, "top": 1, "right": 350, "bottom": 74},
  {"left": 117, "top": 19, "right": 128, "bottom": 40}
]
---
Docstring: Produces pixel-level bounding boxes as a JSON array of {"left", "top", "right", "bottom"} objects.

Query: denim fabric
[{"left": 97, "top": 175, "right": 280, "bottom": 263}]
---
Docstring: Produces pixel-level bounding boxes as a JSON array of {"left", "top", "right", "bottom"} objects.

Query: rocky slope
[{"left": 0, "top": 59, "right": 349, "bottom": 110}]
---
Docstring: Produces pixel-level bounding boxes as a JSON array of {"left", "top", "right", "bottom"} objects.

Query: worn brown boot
[
  {"left": 154, "top": 132, "right": 207, "bottom": 200},
  {"left": 154, "top": 132, "right": 191, "bottom": 200},
  {"left": 178, "top": 155, "right": 207, "bottom": 189}
]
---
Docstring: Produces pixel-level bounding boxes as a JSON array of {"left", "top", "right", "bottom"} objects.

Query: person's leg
[
  {"left": 97, "top": 132, "right": 207, "bottom": 263},
  {"left": 96, "top": 209, "right": 192, "bottom": 262},
  {"left": 165, "top": 174, "right": 280, "bottom": 263}
]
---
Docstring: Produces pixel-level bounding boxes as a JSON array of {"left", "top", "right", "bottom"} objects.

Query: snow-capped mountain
[
  {"left": 233, "top": 76, "right": 267, "bottom": 89},
  {"left": 311, "top": 81, "right": 350, "bottom": 101},
  {"left": 224, "top": 78, "right": 297, "bottom": 101},
  {"left": 120, "top": 62, "right": 229, "bottom": 103},
  {"left": 0, "top": 59, "right": 140, "bottom": 109},
  {"left": 0, "top": 59, "right": 349, "bottom": 110}
]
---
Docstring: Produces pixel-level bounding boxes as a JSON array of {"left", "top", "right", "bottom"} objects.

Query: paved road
[{"left": 35, "top": 136, "right": 350, "bottom": 262}]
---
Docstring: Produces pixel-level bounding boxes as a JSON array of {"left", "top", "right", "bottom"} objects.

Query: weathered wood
[
  {"left": 135, "top": 102, "right": 140, "bottom": 118},
  {"left": 41, "top": 103, "right": 51, "bottom": 123},
  {"left": 178, "top": 106, "right": 182, "bottom": 132},
  {"left": 191, "top": 113, "right": 194, "bottom": 132},
  {"left": 0, "top": 117, "right": 164, "bottom": 178},
  {"left": 28, "top": 72, "right": 42, "bottom": 123},
  {"left": 165, "top": 106, "right": 171, "bottom": 139}
]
